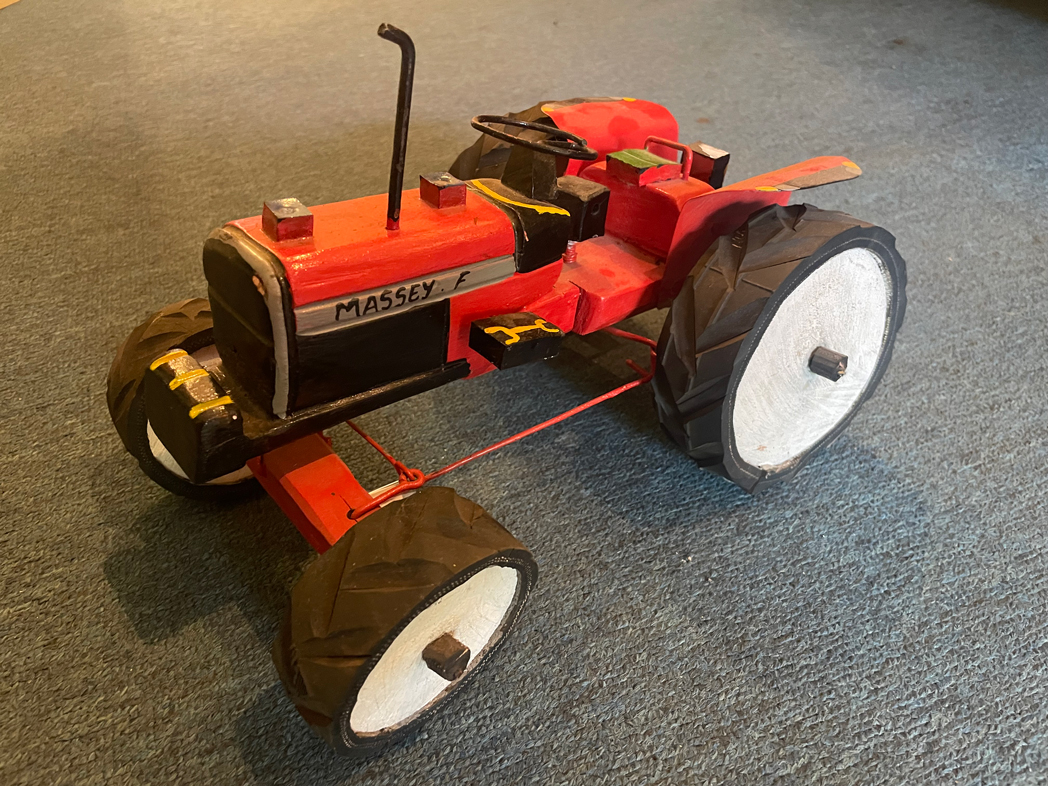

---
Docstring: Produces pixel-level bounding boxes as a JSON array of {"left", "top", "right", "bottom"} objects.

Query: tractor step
[{"left": 469, "top": 312, "right": 564, "bottom": 369}]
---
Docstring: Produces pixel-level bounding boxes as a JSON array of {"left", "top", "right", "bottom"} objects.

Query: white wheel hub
[
  {"left": 349, "top": 564, "right": 521, "bottom": 735},
  {"left": 731, "top": 246, "right": 891, "bottom": 470}
]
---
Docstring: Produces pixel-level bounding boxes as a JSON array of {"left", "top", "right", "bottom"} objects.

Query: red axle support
[
  {"left": 247, "top": 433, "right": 373, "bottom": 553},
  {"left": 249, "top": 329, "right": 658, "bottom": 552}
]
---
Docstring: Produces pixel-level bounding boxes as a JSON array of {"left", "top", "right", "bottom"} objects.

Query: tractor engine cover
[{"left": 203, "top": 188, "right": 518, "bottom": 418}]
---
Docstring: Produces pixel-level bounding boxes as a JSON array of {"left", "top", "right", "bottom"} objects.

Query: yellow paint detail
[
  {"left": 756, "top": 186, "right": 781, "bottom": 192},
  {"left": 843, "top": 160, "right": 861, "bottom": 170},
  {"left": 168, "top": 369, "right": 210, "bottom": 390},
  {"left": 189, "top": 396, "right": 234, "bottom": 419},
  {"left": 469, "top": 180, "right": 570, "bottom": 216},
  {"left": 149, "top": 349, "right": 187, "bottom": 371},
  {"left": 484, "top": 318, "right": 561, "bottom": 345},
  {"left": 621, "top": 97, "right": 637, "bottom": 102},
  {"left": 541, "top": 105, "right": 553, "bottom": 114}
]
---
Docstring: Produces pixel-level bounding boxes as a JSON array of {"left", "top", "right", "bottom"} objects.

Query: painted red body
[
  {"left": 231, "top": 189, "right": 515, "bottom": 307},
  {"left": 544, "top": 99, "right": 680, "bottom": 175},
  {"left": 231, "top": 99, "right": 862, "bottom": 552}
]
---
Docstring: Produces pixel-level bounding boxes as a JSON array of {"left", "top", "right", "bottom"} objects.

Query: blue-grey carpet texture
[{"left": 2, "top": 0, "right": 1047, "bottom": 783}]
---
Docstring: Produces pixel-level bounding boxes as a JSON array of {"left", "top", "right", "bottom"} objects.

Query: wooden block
[
  {"left": 419, "top": 172, "right": 467, "bottom": 209},
  {"left": 262, "top": 198, "right": 314, "bottom": 241}
]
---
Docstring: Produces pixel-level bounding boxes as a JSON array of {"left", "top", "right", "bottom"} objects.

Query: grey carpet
[{"left": 3, "top": 0, "right": 1047, "bottom": 783}]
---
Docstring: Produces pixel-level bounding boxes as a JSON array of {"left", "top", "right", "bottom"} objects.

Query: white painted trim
[
  {"left": 349, "top": 565, "right": 520, "bottom": 735},
  {"left": 227, "top": 231, "right": 293, "bottom": 419},
  {"left": 731, "top": 247, "right": 891, "bottom": 470}
]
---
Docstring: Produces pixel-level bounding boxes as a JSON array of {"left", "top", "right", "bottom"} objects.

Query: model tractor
[{"left": 106, "top": 25, "right": 907, "bottom": 757}]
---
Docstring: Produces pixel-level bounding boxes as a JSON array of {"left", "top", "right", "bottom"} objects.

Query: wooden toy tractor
[{"left": 106, "top": 25, "right": 906, "bottom": 756}]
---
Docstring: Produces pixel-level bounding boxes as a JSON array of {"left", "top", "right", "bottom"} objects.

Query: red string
[{"left": 349, "top": 328, "right": 657, "bottom": 518}]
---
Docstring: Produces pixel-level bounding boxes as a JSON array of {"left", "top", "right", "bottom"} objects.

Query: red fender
[{"left": 659, "top": 156, "right": 861, "bottom": 304}]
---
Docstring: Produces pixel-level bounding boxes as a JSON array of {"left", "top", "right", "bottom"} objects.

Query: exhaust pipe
[{"left": 378, "top": 23, "right": 415, "bottom": 231}]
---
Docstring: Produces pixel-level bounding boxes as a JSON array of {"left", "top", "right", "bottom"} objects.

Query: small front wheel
[
  {"left": 106, "top": 298, "right": 258, "bottom": 501},
  {"left": 273, "top": 486, "right": 537, "bottom": 757}
]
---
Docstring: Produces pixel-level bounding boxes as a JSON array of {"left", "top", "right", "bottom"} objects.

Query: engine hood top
[{"left": 228, "top": 187, "right": 515, "bottom": 308}]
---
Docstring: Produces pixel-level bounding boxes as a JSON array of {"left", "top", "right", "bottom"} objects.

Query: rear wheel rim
[{"left": 730, "top": 245, "right": 893, "bottom": 472}]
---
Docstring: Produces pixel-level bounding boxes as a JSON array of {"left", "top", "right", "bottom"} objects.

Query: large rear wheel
[
  {"left": 653, "top": 204, "right": 907, "bottom": 492},
  {"left": 273, "top": 486, "right": 537, "bottom": 757}
]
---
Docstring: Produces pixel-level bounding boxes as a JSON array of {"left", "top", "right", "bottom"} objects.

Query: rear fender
[{"left": 659, "top": 156, "right": 862, "bottom": 304}]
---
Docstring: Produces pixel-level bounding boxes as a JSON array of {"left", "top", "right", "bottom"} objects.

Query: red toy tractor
[{"left": 106, "top": 25, "right": 906, "bottom": 756}]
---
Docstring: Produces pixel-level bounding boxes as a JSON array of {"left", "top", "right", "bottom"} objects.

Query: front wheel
[
  {"left": 106, "top": 298, "right": 258, "bottom": 501},
  {"left": 653, "top": 204, "right": 907, "bottom": 492},
  {"left": 273, "top": 486, "right": 537, "bottom": 757}
]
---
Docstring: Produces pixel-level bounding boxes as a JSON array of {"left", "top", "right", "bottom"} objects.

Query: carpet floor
[{"left": 2, "top": 0, "right": 1047, "bottom": 783}]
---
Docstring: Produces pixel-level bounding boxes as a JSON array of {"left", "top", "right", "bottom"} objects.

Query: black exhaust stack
[{"left": 378, "top": 24, "right": 415, "bottom": 231}]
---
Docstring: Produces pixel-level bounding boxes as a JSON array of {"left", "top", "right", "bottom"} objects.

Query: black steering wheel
[{"left": 471, "top": 115, "right": 598, "bottom": 161}]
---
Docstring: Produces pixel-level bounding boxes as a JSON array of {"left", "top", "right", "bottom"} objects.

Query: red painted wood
[
  {"left": 659, "top": 189, "right": 789, "bottom": 306},
  {"left": 727, "top": 156, "right": 854, "bottom": 191},
  {"left": 582, "top": 161, "right": 715, "bottom": 258},
  {"left": 545, "top": 99, "right": 679, "bottom": 176},
  {"left": 521, "top": 277, "right": 581, "bottom": 335},
  {"left": 248, "top": 433, "right": 372, "bottom": 552},
  {"left": 644, "top": 136, "right": 693, "bottom": 181},
  {"left": 230, "top": 189, "right": 515, "bottom": 307},
  {"left": 559, "top": 236, "right": 663, "bottom": 334}
]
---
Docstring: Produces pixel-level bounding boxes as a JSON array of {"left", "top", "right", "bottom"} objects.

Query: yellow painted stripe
[
  {"left": 469, "top": 180, "right": 570, "bottom": 217},
  {"left": 189, "top": 396, "right": 233, "bottom": 419},
  {"left": 484, "top": 318, "right": 561, "bottom": 345},
  {"left": 168, "top": 369, "right": 210, "bottom": 390},
  {"left": 149, "top": 349, "right": 187, "bottom": 371},
  {"left": 756, "top": 186, "right": 781, "bottom": 192},
  {"left": 843, "top": 160, "right": 861, "bottom": 170}
]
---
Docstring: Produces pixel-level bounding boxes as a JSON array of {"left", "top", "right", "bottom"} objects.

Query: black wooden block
[
  {"left": 551, "top": 176, "right": 610, "bottom": 241},
  {"left": 469, "top": 312, "right": 564, "bottom": 369},
  {"left": 809, "top": 346, "right": 848, "bottom": 381},
  {"left": 422, "top": 633, "right": 471, "bottom": 682},
  {"left": 144, "top": 353, "right": 246, "bottom": 482}
]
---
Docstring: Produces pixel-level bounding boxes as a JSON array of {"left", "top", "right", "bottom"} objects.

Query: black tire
[
  {"left": 106, "top": 298, "right": 259, "bottom": 502},
  {"left": 653, "top": 203, "right": 907, "bottom": 493},
  {"left": 273, "top": 486, "right": 537, "bottom": 757}
]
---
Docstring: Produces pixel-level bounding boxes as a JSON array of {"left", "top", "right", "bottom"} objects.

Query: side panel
[
  {"left": 447, "top": 262, "right": 565, "bottom": 378},
  {"left": 293, "top": 300, "right": 449, "bottom": 411},
  {"left": 581, "top": 162, "right": 714, "bottom": 258},
  {"left": 560, "top": 236, "right": 662, "bottom": 334}
]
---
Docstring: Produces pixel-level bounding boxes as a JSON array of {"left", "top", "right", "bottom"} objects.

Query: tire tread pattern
[
  {"left": 106, "top": 298, "right": 257, "bottom": 500},
  {"left": 653, "top": 203, "right": 893, "bottom": 487},
  {"left": 274, "top": 486, "right": 537, "bottom": 757}
]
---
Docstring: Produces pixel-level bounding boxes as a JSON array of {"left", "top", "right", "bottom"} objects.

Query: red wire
[{"left": 349, "top": 328, "right": 656, "bottom": 517}]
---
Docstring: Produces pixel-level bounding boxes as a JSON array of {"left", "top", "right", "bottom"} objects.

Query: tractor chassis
[{"left": 247, "top": 328, "right": 656, "bottom": 553}]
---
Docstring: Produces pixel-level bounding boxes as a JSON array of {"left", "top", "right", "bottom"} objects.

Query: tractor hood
[{"left": 227, "top": 187, "right": 515, "bottom": 308}]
